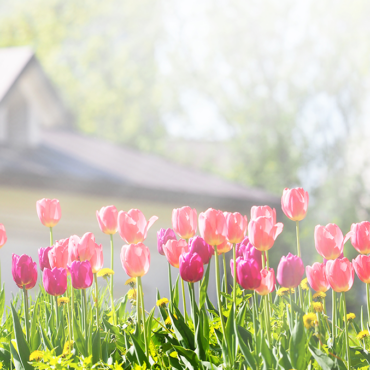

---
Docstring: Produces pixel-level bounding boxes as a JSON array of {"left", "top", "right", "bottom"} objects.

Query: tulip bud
[
  {"left": 43, "top": 267, "right": 67, "bottom": 296},
  {"left": 90, "top": 243, "right": 104, "bottom": 273},
  {"left": 350, "top": 221, "right": 370, "bottom": 255},
  {"left": 248, "top": 216, "right": 283, "bottom": 251},
  {"left": 0, "top": 224, "right": 7, "bottom": 248},
  {"left": 38, "top": 246, "right": 52, "bottom": 271},
  {"left": 36, "top": 198, "right": 61, "bottom": 227},
  {"left": 69, "top": 261, "right": 93, "bottom": 289},
  {"left": 172, "top": 206, "right": 197, "bottom": 239},
  {"left": 277, "top": 253, "right": 304, "bottom": 288},
  {"left": 326, "top": 257, "right": 354, "bottom": 292},
  {"left": 157, "top": 228, "right": 177, "bottom": 256},
  {"left": 255, "top": 268, "right": 275, "bottom": 295},
  {"left": 49, "top": 239, "right": 69, "bottom": 269},
  {"left": 236, "top": 257, "right": 261, "bottom": 290},
  {"left": 163, "top": 239, "right": 189, "bottom": 268},
  {"left": 224, "top": 212, "right": 248, "bottom": 244},
  {"left": 179, "top": 252, "right": 204, "bottom": 283},
  {"left": 198, "top": 208, "right": 227, "bottom": 246},
  {"left": 12, "top": 254, "right": 38, "bottom": 290},
  {"left": 306, "top": 262, "right": 330, "bottom": 292},
  {"left": 281, "top": 187, "right": 309, "bottom": 221},
  {"left": 250, "top": 206, "right": 276, "bottom": 224},
  {"left": 352, "top": 255, "right": 370, "bottom": 284},
  {"left": 189, "top": 236, "right": 213, "bottom": 265},
  {"left": 96, "top": 205, "right": 118, "bottom": 235},
  {"left": 121, "top": 243, "right": 150, "bottom": 277}
]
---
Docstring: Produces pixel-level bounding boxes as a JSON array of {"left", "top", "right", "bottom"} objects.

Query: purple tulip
[
  {"left": 69, "top": 260, "right": 93, "bottom": 289},
  {"left": 179, "top": 252, "right": 204, "bottom": 283},
  {"left": 235, "top": 257, "right": 261, "bottom": 290},
  {"left": 12, "top": 254, "right": 38, "bottom": 290},
  {"left": 157, "top": 228, "right": 177, "bottom": 255},
  {"left": 43, "top": 267, "right": 67, "bottom": 296},
  {"left": 277, "top": 253, "right": 304, "bottom": 288},
  {"left": 189, "top": 236, "right": 213, "bottom": 265},
  {"left": 38, "top": 246, "right": 52, "bottom": 271}
]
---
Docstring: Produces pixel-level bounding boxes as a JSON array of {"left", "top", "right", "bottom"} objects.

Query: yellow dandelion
[
  {"left": 165, "top": 316, "right": 171, "bottom": 326},
  {"left": 170, "top": 351, "right": 178, "bottom": 358},
  {"left": 277, "top": 287, "right": 295, "bottom": 296},
  {"left": 156, "top": 298, "right": 169, "bottom": 307},
  {"left": 29, "top": 350, "right": 44, "bottom": 362},
  {"left": 125, "top": 277, "right": 137, "bottom": 287},
  {"left": 300, "top": 278, "right": 309, "bottom": 291},
  {"left": 57, "top": 297, "right": 70, "bottom": 307},
  {"left": 344, "top": 313, "right": 356, "bottom": 322},
  {"left": 357, "top": 330, "right": 370, "bottom": 340},
  {"left": 313, "top": 292, "right": 326, "bottom": 300},
  {"left": 97, "top": 268, "right": 115, "bottom": 278},
  {"left": 62, "top": 340, "right": 74, "bottom": 356},
  {"left": 127, "top": 289, "right": 137, "bottom": 300},
  {"left": 312, "top": 302, "right": 324, "bottom": 313},
  {"left": 303, "top": 313, "right": 317, "bottom": 329}
]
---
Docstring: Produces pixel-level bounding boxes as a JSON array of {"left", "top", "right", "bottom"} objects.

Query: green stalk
[
  {"left": 110, "top": 234, "right": 114, "bottom": 297},
  {"left": 168, "top": 262, "right": 173, "bottom": 307},
  {"left": 289, "top": 291, "right": 294, "bottom": 329},
  {"left": 181, "top": 277, "right": 188, "bottom": 320},
  {"left": 66, "top": 297, "right": 73, "bottom": 352},
  {"left": 71, "top": 281, "right": 75, "bottom": 338},
  {"left": 54, "top": 296, "right": 59, "bottom": 332},
  {"left": 343, "top": 293, "right": 351, "bottom": 370},
  {"left": 82, "top": 289, "right": 87, "bottom": 338},
  {"left": 214, "top": 246, "right": 226, "bottom": 338},
  {"left": 332, "top": 290, "right": 337, "bottom": 341},
  {"left": 251, "top": 292, "right": 259, "bottom": 368},
  {"left": 295, "top": 221, "right": 303, "bottom": 309},
  {"left": 106, "top": 276, "right": 116, "bottom": 325},
  {"left": 137, "top": 277, "right": 148, "bottom": 358},
  {"left": 49, "top": 226, "right": 54, "bottom": 246},
  {"left": 94, "top": 273, "right": 101, "bottom": 359},
  {"left": 189, "top": 283, "right": 197, "bottom": 328},
  {"left": 22, "top": 287, "right": 30, "bottom": 343},
  {"left": 366, "top": 283, "right": 370, "bottom": 327},
  {"left": 264, "top": 295, "right": 271, "bottom": 346},
  {"left": 222, "top": 253, "right": 228, "bottom": 295},
  {"left": 232, "top": 243, "right": 237, "bottom": 306}
]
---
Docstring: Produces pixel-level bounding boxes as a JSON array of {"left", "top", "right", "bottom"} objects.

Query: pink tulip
[
  {"left": 0, "top": 224, "right": 7, "bottom": 248},
  {"left": 315, "top": 224, "right": 351, "bottom": 260},
  {"left": 43, "top": 267, "right": 67, "bottom": 296},
  {"left": 36, "top": 198, "right": 61, "bottom": 227},
  {"left": 49, "top": 238, "right": 69, "bottom": 269},
  {"left": 352, "top": 255, "right": 370, "bottom": 284},
  {"left": 90, "top": 243, "right": 104, "bottom": 273},
  {"left": 69, "top": 260, "right": 93, "bottom": 289},
  {"left": 118, "top": 209, "right": 158, "bottom": 244},
  {"left": 224, "top": 212, "right": 248, "bottom": 244},
  {"left": 323, "top": 252, "right": 343, "bottom": 265},
  {"left": 216, "top": 240, "right": 233, "bottom": 255},
  {"left": 172, "top": 206, "right": 197, "bottom": 239},
  {"left": 12, "top": 254, "right": 38, "bottom": 289},
  {"left": 350, "top": 221, "right": 370, "bottom": 255},
  {"left": 235, "top": 257, "right": 261, "bottom": 290},
  {"left": 68, "top": 235, "right": 81, "bottom": 266},
  {"left": 281, "top": 188, "right": 309, "bottom": 221},
  {"left": 157, "top": 228, "right": 177, "bottom": 256},
  {"left": 250, "top": 206, "right": 276, "bottom": 224},
  {"left": 255, "top": 268, "right": 275, "bottom": 295},
  {"left": 96, "top": 205, "right": 118, "bottom": 235},
  {"left": 179, "top": 252, "right": 204, "bottom": 283},
  {"left": 277, "top": 253, "right": 304, "bottom": 288},
  {"left": 198, "top": 208, "right": 227, "bottom": 246},
  {"left": 326, "top": 257, "right": 354, "bottom": 292},
  {"left": 248, "top": 216, "right": 283, "bottom": 251},
  {"left": 189, "top": 236, "right": 213, "bottom": 265},
  {"left": 241, "top": 239, "right": 262, "bottom": 270},
  {"left": 38, "top": 246, "right": 52, "bottom": 271},
  {"left": 121, "top": 243, "right": 150, "bottom": 277},
  {"left": 76, "top": 232, "right": 96, "bottom": 262},
  {"left": 306, "top": 262, "right": 330, "bottom": 292},
  {"left": 163, "top": 239, "right": 189, "bottom": 268}
]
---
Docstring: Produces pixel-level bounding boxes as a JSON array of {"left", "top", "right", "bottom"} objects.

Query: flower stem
[
  {"left": 137, "top": 276, "right": 148, "bottom": 358},
  {"left": 22, "top": 287, "right": 30, "bottom": 343},
  {"left": 168, "top": 262, "right": 173, "bottom": 308},
  {"left": 252, "top": 292, "right": 259, "bottom": 367},
  {"left": 66, "top": 297, "right": 73, "bottom": 352},
  {"left": 232, "top": 243, "right": 237, "bottom": 307},
  {"left": 295, "top": 221, "right": 303, "bottom": 310},
  {"left": 71, "top": 281, "right": 75, "bottom": 338},
  {"left": 332, "top": 290, "right": 337, "bottom": 340},
  {"left": 366, "top": 283, "right": 370, "bottom": 328},
  {"left": 343, "top": 293, "right": 351, "bottom": 370},
  {"left": 106, "top": 276, "right": 116, "bottom": 325},
  {"left": 110, "top": 234, "right": 114, "bottom": 298},
  {"left": 82, "top": 289, "right": 87, "bottom": 340},
  {"left": 214, "top": 246, "right": 226, "bottom": 339},
  {"left": 94, "top": 273, "right": 101, "bottom": 359},
  {"left": 54, "top": 296, "right": 59, "bottom": 332},
  {"left": 222, "top": 253, "right": 228, "bottom": 295},
  {"left": 289, "top": 290, "right": 294, "bottom": 329},
  {"left": 264, "top": 295, "right": 271, "bottom": 346},
  {"left": 181, "top": 277, "right": 188, "bottom": 320}
]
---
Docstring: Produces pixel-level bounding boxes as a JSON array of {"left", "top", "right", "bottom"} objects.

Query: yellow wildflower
[
  {"left": 156, "top": 298, "right": 169, "bottom": 307},
  {"left": 57, "top": 297, "right": 70, "bottom": 307},
  {"left": 62, "top": 340, "right": 74, "bottom": 356},
  {"left": 165, "top": 316, "right": 171, "bottom": 326},
  {"left": 357, "top": 330, "right": 370, "bottom": 340},
  {"left": 300, "top": 278, "right": 309, "bottom": 291},
  {"left": 125, "top": 277, "right": 136, "bottom": 288},
  {"left": 97, "top": 268, "right": 115, "bottom": 278},
  {"left": 313, "top": 302, "right": 324, "bottom": 313},
  {"left": 127, "top": 289, "right": 137, "bottom": 300},
  {"left": 344, "top": 313, "right": 356, "bottom": 322},
  {"left": 303, "top": 313, "right": 317, "bottom": 329},
  {"left": 313, "top": 292, "right": 326, "bottom": 300},
  {"left": 29, "top": 350, "right": 44, "bottom": 362},
  {"left": 277, "top": 287, "right": 295, "bottom": 296},
  {"left": 170, "top": 351, "right": 178, "bottom": 358}
]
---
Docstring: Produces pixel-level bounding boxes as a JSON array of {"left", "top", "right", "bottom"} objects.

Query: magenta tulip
[
  {"left": 36, "top": 198, "right": 61, "bottom": 227},
  {"left": 326, "top": 257, "right": 354, "bottom": 292},
  {"left": 69, "top": 260, "right": 93, "bottom": 289},
  {"left": 43, "top": 267, "right": 67, "bottom": 296},
  {"left": 157, "top": 228, "right": 177, "bottom": 256},
  {"left": 277, "top": 253, "right": 304, "bottom": 288},
  {"left": 306, "top": 262, "right": 330, "bottom": 292},
  {"left": 120, "top": 242, "right": 150, "bottom": 277},
  {"left": 235, "top": 257, "right": 261, "bottom": 290},
  {"left": 189, "top": 236, "right": 213, "bottom": 265},
  {"left": 38, "top": 246, "right": 52, "bottom": 271},
  {"left": 0, "top": 224, "right": 7, "bottom": 248},
  {"left": 350, "top": 221, "right": 370, "bottom": 255},
  {"left": 352, "top": 255, "right": 370, "bottom": 284},
  {"left": 12, "top": 254, "right": 38, "bottom": 289},
  {"left": 179, "top": 252, "right": 204, "bottom": 283},
  {"left": 172, "top": 206, "right": 197, "bottom": 239},
  {"left": 281, "top": 187, "right": 309, "bottom": 221},
  {"left": 250, "top": 206, "right": 276, "bottom": 224},
  {"left": 96, "top": 205, "right": 118, "bottom": 235}
]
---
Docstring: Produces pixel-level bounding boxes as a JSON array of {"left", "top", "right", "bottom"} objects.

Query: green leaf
[
  {"left": 236, "top": 326, "right": 257, "bottom": 370},
  {"left": 173, "top": 345, "right": 200, "bottom": 370},
  {"left": 260, "top": 335, "right": 275, "bottom": 370},
  {"left": 309, "top": 345, "right": 335, "bottom": 370},
  {"left": 130, "top": 333, "right": 150, "bottom": 368},
  {"left": 225, "top": 303, "right": 235, "bottom": 363},
  {"left": 199, "top": 263, "right": 211, "bottom": 309},
  {"left": 195, "top": 309, "right": 206, "bottom": 361},
  {"left": 145, "top": 307, "right": 155, "bottom": 347},
  {"left": 172, "top": 275, "right": 180, "bottom": 309},
  {"left": 39, "top": 324, "right": 53, "bottom": 351},
  {"left": 289, "top": 315, "right": 307, "bottom": 370},
  {"left": 168, "top": 306, "right": 195, "bottom": 350},
  {"left": 0, "top": 284, "right": 5, "bottom": 324},
  {"left": 92, "top": 329, "right": 101, "bottom": 364},
  {"left": 30, "top": 296, "right": 40, "bottom": 352},
  {"left": 73, "top": 313, "right": 87, "bottom": 357},
  {"left": 10, "top": 341, "right": 23, "bottom": 370}
]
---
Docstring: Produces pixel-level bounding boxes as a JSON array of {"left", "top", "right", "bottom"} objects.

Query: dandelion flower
[
  {"left": 156, "top": 298, "right": 169, "bottom": 307},
  {"left": 127, "top": 289, "right": 137, "bottom": 300},
  {"left": 300, "top": 278, "right": 309, "bottom": 291},
  {"left": 29, "top": 351, "right": 44, "bottom": 361},
  {"left": 313, "top": 302, "right": 323, "bottom": 313},
  {"left": 125, "top": 277, "right": 136, "bottom": 288},
  {"left": 277, "top": 287, "right": 295, "bottom": 296},
  {"left": 57, "top": 297, "right": 70, "bottom": 307},
  {"left": 97, "top": 268, "right": 115, "bottom": 278},
  {"left": 344, "top": 313, "right": 356, "bottom": 322},
  {"left": 357, "top": 330, "right": 370, "bottom": 340},
  {"left": 303, "top": 313, "right": 317, "bottom": 329},
  {"left": 313, "top": 292, "right": 326, "bottom": 300}
]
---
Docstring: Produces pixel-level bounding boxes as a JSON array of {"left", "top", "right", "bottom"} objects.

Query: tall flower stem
[
  {"left": 342, "top": 293, "right": 351, "bottom": 370},
  {"left": 54, "top": 296, "right": 59, "bottom": 332},
  {"left": 66, "top": 298, "right": 73, "bottom": 352},
  {"left": 261, "top": 252, "right": 272, "bottom": 335},
  {"left": 289, "top": 291, "right": 294, "bottom": 329},
  {"left": 181, "top": 278, "right": 188, "bottom": 320},
  {"left": 232, "top": 243, "right": 237, "bottom": 306},
  {"left": 82, "top": 289, "right": 87, "bottom": 340},
  {"left": 110, "top": 234, "right": 114, "bottom": 297},
  {"left": 22, "top": 287, "right": 30, "bottom": 343},
  {"left": 137, "top": 276, "right": 148, "bottom": 358},
  {"left": 168, "top": 262, "right": 173, "bottom": 307},
  {"left": 106, "top": 276, "right": 116, "bottom": 325},
  {"left": 251, "top": 292, "right": 259, "bottom": 368},
  {"left": 94, "top": 273, "right": 101, "bottom": 359},
  {"left": 366, "top": 283, "right": 370, "bottom": 327},
  {"left": 49, "top": 227, "right": 54, "bottom": 246},
  {"left": 222, "top": 254, "right": 228, "bottom": 294},
  {"left": 332, "top": 290, "right": 337, "bottom": 340},
  {"left": 295, "top": 221, "right": 303, "bottom": 309},
  {"left": 70, "top": 281, "right": 75, "bottom": 338},
  {"left": 214, "top": 246, "right": 226, "bottom": 338}
]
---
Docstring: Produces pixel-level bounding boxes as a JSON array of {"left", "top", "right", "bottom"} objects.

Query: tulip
[
  {"left": 250, "top": 206, "right": 276, "bottom": 224},
  {"left": 157, "top": 228, "right": 177, "bottom": 256},
  {"left": 216, "top": 240, "right": 233, "bottom": 255},
  {"left": 198, "top": 208, "right": 227, "bottom": 246},
  {"left": 76, "top": 232, "right": 96, "bottom": 262},
  {"left": 43, "top": 267, "right": 68, "bottom": 296},
  {"left": 12, "top": 254, "right": 38, "bottom": 289},
  {"left": 248, "top": 216, "right": 283, "bottom": 251},
  {"left": 96, "top": 205, "right": 118, "bottom": 235},
  {"left": 224, "top": 212, "right": 248, "bottom": 244},
  {"left": 352, "top": 255, "right": 370, "bottom": 284},
  {"left": 49, "top": 238, "right": 69, "bottom": 269},
  {"left": 68, "top": 235, "right": 80, "bottom": 266},
  {"left": 350, "top": 221, "right": 370, "bottom": 255},
  {"left": 69, "top": 260, "right": 93, "bottom": 289},
  {"left": 241, "top": 240, "right": 262, "bottom": 270},
  {"left": 281, "top": 187, "right": 309, "bottom": 221},
  {"left": 236, "top": 237, "right": 250, "bottom": 258},
  {"left": 121, "top": 242, "right": 150, "bottom": 277},
  {"left": 0, "top": 224, "right": 7, "bottom": 248},
  {"left": 277, "top": 253, "right": 304, "bottom": 288},
  {"left": 163, "top": 239, "right": 189, "bottom": 268},
  {"left": 315, "top": 224, "right": 351, "bottom": 260},
  {"left": 255, "top": 268, "right": 275, "bottom": 295},
  {"left": 118, "top": 209, "right": 158, "bottom": 244},
  {"left": 172, "top": 206, "right": 197, "bottom": 239},
  {"left": 306, "top": 262, "right": 330, "bottom": 292},
  {"left": 36, "top": 198, "right": 61, "bottom": 227},
  {"left": 38, "top": 246, "right": 52, "bottom": 271},
  {"left": 179, "top": 252, "right": 204, "bottom": 283},
  {"left": 323, "top": 252, "right": 343, "bottom": 265},
  {"left": 90, "top": 243, "right": 104, "bottom": 273},
  {"left": 235, "top": 257, "right": 261, "bottom": 290},
  {"left": 189, "top": 236, "right": 213, "bottom": 264},
  {"left": 325, "top": 257, "right": 354, "bottom": 292}
]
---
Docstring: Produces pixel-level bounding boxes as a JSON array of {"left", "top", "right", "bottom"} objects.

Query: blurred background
[{"left": 1, "top": 0, "right": 370, "bottom": 312}]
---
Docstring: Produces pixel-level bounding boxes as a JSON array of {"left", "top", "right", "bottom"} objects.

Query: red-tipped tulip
[
  {"left": 38, "top": 246, "right": 52, "bottom": 271},
  {"left": 12, "top": 254, "right": 38, "bottom": 289},
  {"left": 277, "top": 253, "right": 304, "bottom": 288},
  {"left": 352, "top": 255, "right": 370, "bottom": 284},
  {"left": 179, "top": 252, "right": 204, "bottom": 283},
  {"left": 121, "top": 242, "right": 150, "bottom": 277},
  {"left": 96, "top": 205, "right": 118, "bottom": 235},
  {"left": 163, "top": 239, "right": 189, "bottom": 268},
  {"left": 43, "top": 267, "right": 67, "bottom": 296},
  {"left": 248, "top": 216, "right": 283, "bottom": 251},
  {"left": 172, "top": 206, "right": 197, "bottom": 239},
  {"left": 0, "top": 224, "right": 7, "bottom": 248},
  {"left": 235, "top": 257, "right": 261, "bottom": 290},
  {"left": 281, "top": 187, "right": 309, "bottom": 221},
  {"left": 69, "top": 260, "right": 93, "bottom": 289},
  {"left": 157, "top": 228, "right": 177, "bottom": 256},
  {"left": 90, "top": 243, "right": 104, "bottom": 273},
  {"left": 350, "top": 221, "right": 370, "bottom": 255},
  {"left": 36, "top": 198, "right": 61, "bottom": 227},
  {"left": 189, "top": 236, "right": 213, "bottom": 265},
  {"left": 49, "top": 238, "right": 69, "bottom": 269},
  {"left": 118, "top": 209, "right": 158, "bottom": 244},
  {"left": 224, "top": 212, "right": 248, "bottom": 244},
  {"left": 326, "top": 257, "right": 354, "bottom": 292},
  {"left": 315, "top": 224, "right": 351, "bottom": 260},
  {"left": 198, "top": 208, "right": 227, "bottom": 246},
  {"left": 255, "top": 268, "right": 275, "bottom": 295},
  {"left": 251, "top": 206, "right": 276, "bottom": 224},
  {"left": 306, "top": 262, "right": 330, "bottom": 292}
]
